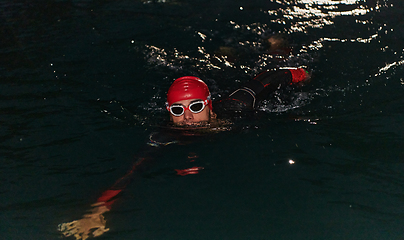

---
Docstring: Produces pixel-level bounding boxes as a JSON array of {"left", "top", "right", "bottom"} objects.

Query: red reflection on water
[{"left": 175, "top": 167, "right": 204, "bottom": 176}]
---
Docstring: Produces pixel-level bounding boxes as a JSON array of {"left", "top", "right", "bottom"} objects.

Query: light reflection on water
[
  {"left": 141, "top": 0, "right": 400, "bottom": 116},
  {"left": 267, "top": 0, "right": 372, "bottom": 33}
]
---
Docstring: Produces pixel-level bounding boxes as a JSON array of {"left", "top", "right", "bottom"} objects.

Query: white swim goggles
[{"left": 166, "top": 99, "right": 209, "bottom": 117}]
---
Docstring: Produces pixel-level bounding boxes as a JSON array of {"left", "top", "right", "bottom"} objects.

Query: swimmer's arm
[
  {"left": 58, "top": 156, "right": 144, "bottom": 240},
  {"left": 58, "top": 135, "right": 174, "bottom": 239},
  {"left": 57, "top": 165, "right": 139, "bottom": 240}
]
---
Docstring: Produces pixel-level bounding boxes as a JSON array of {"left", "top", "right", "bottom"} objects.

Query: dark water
[{"left": 1, "top": 0, "right": 404, "bottom": 239}]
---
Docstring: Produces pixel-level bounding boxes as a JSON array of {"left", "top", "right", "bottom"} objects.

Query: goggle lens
[
  {"left": 189, "top": 102, "right": 204, "bottom": 112},
  {"left": 171, "top": 106, "right": 185, "bottom": 115}
]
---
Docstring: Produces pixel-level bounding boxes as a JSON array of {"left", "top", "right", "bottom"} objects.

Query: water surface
[{"left": 1, "top": 0, "right": 403, "bottom": 239}]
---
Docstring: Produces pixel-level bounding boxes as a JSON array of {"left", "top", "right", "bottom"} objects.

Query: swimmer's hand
[
  {"left": 289, "top": 68, "right": 312, "bottom": 87},
  {"left": 58, "top": 203, "right": 110, "bottom": 240}
]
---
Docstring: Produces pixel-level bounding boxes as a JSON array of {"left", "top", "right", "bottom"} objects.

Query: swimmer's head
[
  {"left": 166, "top": 76, "right": 214, "bottom": 125},
  {"left": 167, "top": 76, "right": 212, "bottom": 108}
]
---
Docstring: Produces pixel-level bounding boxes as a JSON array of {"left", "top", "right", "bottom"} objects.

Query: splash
[{"left": 258, "top": 91, "right": 314, "bottom": 113}]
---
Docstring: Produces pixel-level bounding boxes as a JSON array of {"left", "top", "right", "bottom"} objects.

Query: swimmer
[
  {"left": 166, "top": 67, "right": 311, "bottom": 126},
  {"left": 58, "top": 67, "right": 311, "bottom": 240}
]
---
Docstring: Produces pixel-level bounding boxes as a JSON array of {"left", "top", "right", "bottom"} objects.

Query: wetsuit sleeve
[
  {"left": 94, "top": 156, "right": 146, "bottom": 209},
  {"left": 213, "top": 68, "right": 310, "bottom": 112}
]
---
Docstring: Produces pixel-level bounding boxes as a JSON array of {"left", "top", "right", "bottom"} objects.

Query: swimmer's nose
[{"left": 183, "top": 109, "right": 194, "bottom": 121}]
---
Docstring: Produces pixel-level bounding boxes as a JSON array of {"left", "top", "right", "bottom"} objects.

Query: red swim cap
[{"left": 167, "top": 76, "right": 212, "bottom": 109}]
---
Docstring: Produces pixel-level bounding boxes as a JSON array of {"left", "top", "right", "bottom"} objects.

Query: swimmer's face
[{"left": 169, "top": 99, "right": 213, "bottom": 125}]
